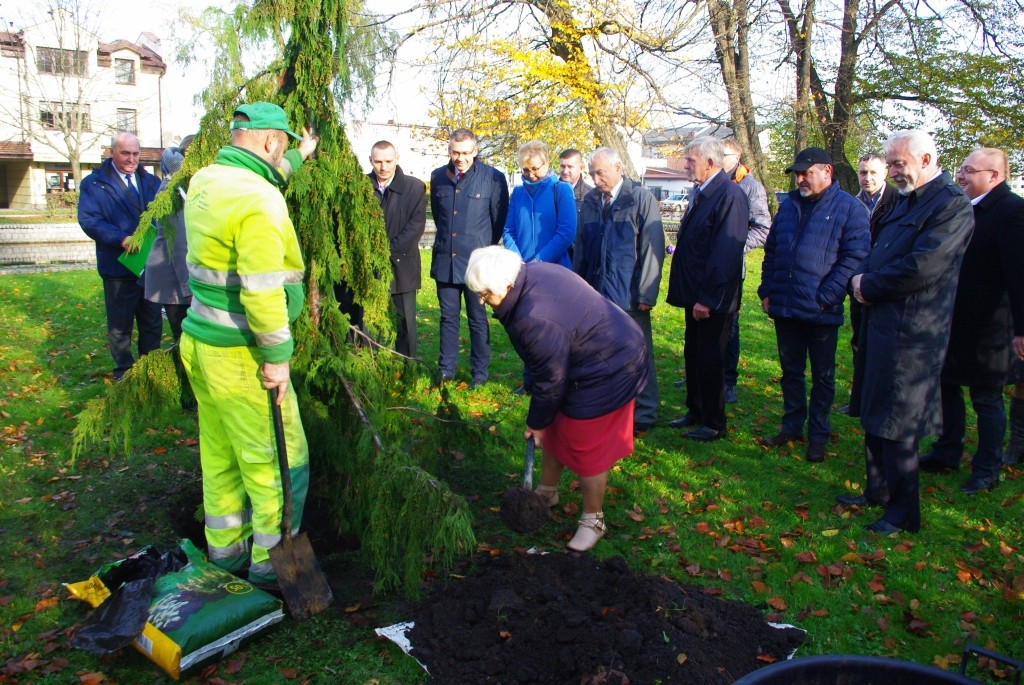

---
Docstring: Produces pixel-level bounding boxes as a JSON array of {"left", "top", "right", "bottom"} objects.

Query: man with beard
[{"left": 843, "top": 130, "right": 974, "bottom": 533}]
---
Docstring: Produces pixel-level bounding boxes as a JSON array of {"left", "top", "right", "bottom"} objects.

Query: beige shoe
[
  {"left": 535, "top": 484, "right": 559, "bottom": 507},
  {"left": 567, "top": 512, "right": 606, "bottom": 552}
]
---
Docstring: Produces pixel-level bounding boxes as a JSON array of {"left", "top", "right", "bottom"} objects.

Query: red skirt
[{"left": 542, "top": 401, "right": 635, "bottom": 477}]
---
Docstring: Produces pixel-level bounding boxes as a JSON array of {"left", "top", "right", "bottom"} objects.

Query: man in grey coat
[{"left": 843, "top": 130, "right": 974, "bottom": 534}]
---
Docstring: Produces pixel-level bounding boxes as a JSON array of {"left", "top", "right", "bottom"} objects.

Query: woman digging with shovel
[{"left": 466, "top": 246, "right": 652, "bottom": 551}]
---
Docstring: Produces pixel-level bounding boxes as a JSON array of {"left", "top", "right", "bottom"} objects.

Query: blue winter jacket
[
  {"left": 493, "top": 262, "right": 651, "bottom": 429},
  {"left": 78, "top": 158, "right": 160, "bottom": 279},
  {"left": 757, "top": 179, "right": 870, "bottom": 326},
  {"left": 576, "top": 178, "right": 665, "bottom": 312},
  {"left": 430, "top": 161, "right": 509, "bottom": 284},
  {"left": 502, "top": 174, "right": 576, "bottom": 268}
]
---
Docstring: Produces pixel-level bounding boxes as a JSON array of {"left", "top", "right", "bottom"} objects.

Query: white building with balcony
[{"left": 0, "top": 9, "right": 169, "bottom": 210}]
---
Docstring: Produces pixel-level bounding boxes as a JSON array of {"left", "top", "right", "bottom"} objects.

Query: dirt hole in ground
[{"left": 404, "top": 550, "right": 806, "bottom": 685}]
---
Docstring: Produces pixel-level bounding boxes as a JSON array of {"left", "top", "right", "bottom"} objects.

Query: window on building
[
  {"left": 36, "top": 47, "right": 88, "bottom": 76},
  {"left": 40, "top": 102, "right": 90, "bottom": 132},
  {"left": 116, "top": 109, "right": 138, "bottom": 135},
  {"left": 46, "top": 165, "right": 75, "bottom": 193},
  {"left": 114, "top": 58, "right": 135, "bottom": 85}
]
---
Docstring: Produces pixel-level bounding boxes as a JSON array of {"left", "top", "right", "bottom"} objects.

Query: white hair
[
  {"left": 465, "top": 246, "right": 523, "bottom": 295},
  {"left": 588, "top": 147, "right": 621, "bottom": 166},
  {"left": 884, "top": 130, "right": 938, "bottom": 164},
  {"left": 686, "top": 136, "right": 726, "bottom": 168}
]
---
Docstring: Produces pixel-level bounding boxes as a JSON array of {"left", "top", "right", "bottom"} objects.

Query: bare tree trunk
[
  {"left": 821, "top": 0, "right": 862, "bottom": 191},
  {"left": 707, "top": 0, "right": 772, "bottom": 204},
  {"left": 778, "top": 0, "right": 815, "bottom": 160}
]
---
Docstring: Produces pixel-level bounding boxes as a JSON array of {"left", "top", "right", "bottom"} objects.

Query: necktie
[
  {"left": 125, "top": 173, "right": 139, "bottom": 201},
  {"left": 455, "top": 171, "right": 464, "bottom": 184},
  {"left": 602, "top": 193, "right": 612, "bottom": 217}
]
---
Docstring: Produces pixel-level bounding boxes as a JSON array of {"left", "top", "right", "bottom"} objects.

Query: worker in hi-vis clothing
[{"left": 180, "top": 102, "right": 318, "bottom": 587}]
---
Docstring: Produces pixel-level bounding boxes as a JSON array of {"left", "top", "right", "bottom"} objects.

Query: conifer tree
[{"left": 74, "top": 0, "right": 476, "bottom": 595}]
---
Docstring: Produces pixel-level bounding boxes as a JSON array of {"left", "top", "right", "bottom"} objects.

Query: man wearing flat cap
[
  {"left": 179, "top": 102, "right": 318, "bottom": 588},
  {"left": 758, "top": 147, "right": 869, "bottom": 462}
]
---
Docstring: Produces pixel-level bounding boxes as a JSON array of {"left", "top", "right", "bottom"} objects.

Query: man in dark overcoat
[
  {"left": 367, "top": 140, "right": 427, "bottom": 358},
  {"left": 78, "top": 132, "right": 163, "bottom": 379},
  {"left": 919, "top": 147, "right": 1024, "bottom": 493},
  {"left": 846, "top": 130, "right": 974, "bottom": 533},
  {"left": 430, "top": 128, "right": 509, "bottom": 388},
  {"left": 665, "top": 136, "right": 748, "bottom": 442}
]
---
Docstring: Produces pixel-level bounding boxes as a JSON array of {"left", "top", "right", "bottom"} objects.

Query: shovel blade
[{"left": 268, "top": 532, "right": 333, "bottom": 621}]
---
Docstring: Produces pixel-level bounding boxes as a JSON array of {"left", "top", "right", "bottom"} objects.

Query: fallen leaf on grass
[
  {"left": 677, "top": 653, "right": 688, "bottom": 664},
  {"left": 756, "top": 654, "right": 777, "bottom": 663},
  {"left": 767, "top": 596, "right": 788, "bottom": 611},
  {"left": 223, "top": 653, "right": 247, "bottom": 674},
  {"left": 14, "top": 497, "right": 31, "bottom": 505},
  {"left": 77, "top": 672, "right": 106, "bottom": 684},
  {"left": 794, "top": 551, "right": 817, "bottom": 563},
  {"left": 34, "top": 597, "right": 58, "bottom": 612},
  {"left": 278, "top": 666, "right": 299, "bottom": 679}
]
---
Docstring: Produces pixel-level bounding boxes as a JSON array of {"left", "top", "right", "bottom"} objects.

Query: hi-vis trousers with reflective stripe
[{"left": 179, "top": 334, "right": 310, "bottom": 582}]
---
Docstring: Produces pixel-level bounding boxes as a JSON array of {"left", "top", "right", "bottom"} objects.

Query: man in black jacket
[
  {"left": 665, "top": 136, "right": 748, "bottom": 442},
  {"left": 844, "top": 130, "right": 974, "bottom": 533},
  {"left": 368, "top": 141, "right": 427, "bottom": 358},
  {"left": 837, "top": 153, "right": 899, "bottom": 414},
  {"left": 919, "top": 147, "right": 1024, "bottom": 493}
]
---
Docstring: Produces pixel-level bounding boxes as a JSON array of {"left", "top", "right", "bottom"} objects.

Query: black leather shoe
[
  {"left": 633, "top": 423, "right": 652, "bottom": 439},
  {"left": 960, "top": 475, "right": 999, "bottom": 495},
  {"left": 725, "top": 385, "right": 737, "bottom": 404},
  {"left": 919, "top": 451, "right": 959, "bottom": 473},
  {"left": 805, "top": 441, "right": 826, "bottom": 462},
  {"left": 668, "top": 414, "right": 699, "bottom": 429},
  {"left": 865, "top": 519, "right": 903, "bottom": 534},
  {"left": 684, "top": 426, "right": 724, "bottom": 442},
  {"left": 835, "top": 403, "right": 850, "bottom": 415},
  {"left": 835, "top": 493, "right": 881, "bottom": 506},
  {"left": 512, "top": 384, "right": 531, "bottom": 396},
  {"left": 761, "top": 432, "right": 803, "bottom": 447}
]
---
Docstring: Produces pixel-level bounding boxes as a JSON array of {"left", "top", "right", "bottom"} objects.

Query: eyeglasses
[
  {"left": 958, "top": 166, "right": 995, "bottom": 175},
  {"left": 521, "top": 164, "right": 547, "bottom": 174}
]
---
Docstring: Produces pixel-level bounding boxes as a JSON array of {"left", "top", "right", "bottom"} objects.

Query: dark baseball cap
[
  {"left": 231, "top": 102, "right": 302, "bottom": 140},
  {"left": 785, "top": 147, "right": 832, "bottom": 173}
]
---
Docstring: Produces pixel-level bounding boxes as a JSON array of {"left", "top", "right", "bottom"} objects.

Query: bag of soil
[{"left": 66, "top": 539, "right": 284, "bottom": 680}]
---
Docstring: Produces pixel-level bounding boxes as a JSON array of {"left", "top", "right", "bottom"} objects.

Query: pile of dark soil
[{"left": 405, "top": 551, "right": 806, "bottom": 685}]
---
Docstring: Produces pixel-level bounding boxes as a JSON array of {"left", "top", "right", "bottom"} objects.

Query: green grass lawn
[{"left": 0, "top": 253, "right": 1021, "bottom": 684}]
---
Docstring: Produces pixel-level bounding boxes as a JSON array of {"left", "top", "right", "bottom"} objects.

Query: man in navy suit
[
  {"left": 79, "top": 132, "right": 163, "bottom": 379},
  {"left": 665, "top": 136, "right": 749, "bottom": 441}
]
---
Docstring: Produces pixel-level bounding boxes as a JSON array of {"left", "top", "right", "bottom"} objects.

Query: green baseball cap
[{"left": 231, "top": 102, "right": 302, "bottom": 140}]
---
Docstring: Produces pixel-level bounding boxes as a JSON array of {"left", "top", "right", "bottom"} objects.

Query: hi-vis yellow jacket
[{"left": 182, "top": 147, "right": 305, "bottom": 364}]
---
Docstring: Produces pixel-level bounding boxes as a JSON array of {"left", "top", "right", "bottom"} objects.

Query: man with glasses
[
  {"left": 721, "top": 137, "right": 771, "bottom": 404},
  {"left": 918, "top": 148, "right": 1024, "bottom": 493},
  {"left": 430, "top": 129, "right": 509, "bottom": 388},
  {"left": 843, "top": 130, "right": 974, "bottom": 533}
]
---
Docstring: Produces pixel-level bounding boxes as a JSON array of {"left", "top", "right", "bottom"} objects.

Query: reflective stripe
[
  {"left": 253, "top": 325, "right": 291, "bottom": 347},
  {"left": 206, "top": 510, "right": 252, "bottom": 530},
  {"left": 253, "top": 531, "right": 281, "bottom": 549},
  {"left": 239, "top": 270, "right": 303, "bottom": 290},
  {"left": 192, "top": 299, "right": 250, "bottom": 330},
  {"left": 188, "top": 263, "right": 241, "bottom": 287},
  {"left": 249, "top": 560, "right": 275, "bottom": 577},
  {"left": 208, "top": 539, "right": 250, "bottom": 561}
]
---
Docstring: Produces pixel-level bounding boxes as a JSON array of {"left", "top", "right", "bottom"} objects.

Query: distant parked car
[{"left": 660, "top": 193, "right": 688, "bottom": 214}]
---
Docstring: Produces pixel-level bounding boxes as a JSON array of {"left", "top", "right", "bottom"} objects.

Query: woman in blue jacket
[
  {"left": 501, "top": 140, "right": 577, "bottom": 393},
  {"left": 466, "top": 246, "right": 651, "bottom": 552}
]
